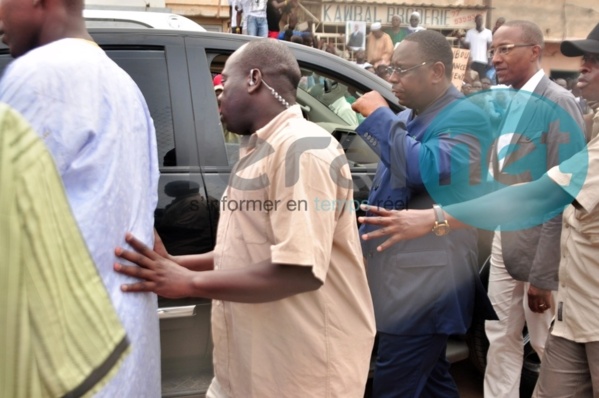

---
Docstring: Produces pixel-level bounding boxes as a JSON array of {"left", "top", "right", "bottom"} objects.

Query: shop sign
[{"left": 322, "top": 4, "right": 484, "bottom": 29}]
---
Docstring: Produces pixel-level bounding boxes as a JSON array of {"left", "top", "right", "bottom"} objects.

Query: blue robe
[{"left": 356, "top": 85, "right": 496, "bottom": 335}]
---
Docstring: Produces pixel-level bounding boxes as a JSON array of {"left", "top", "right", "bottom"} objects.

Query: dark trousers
[
  {"left": 372, "top": 333, "right": 459, "bottom": 398},
  {"left": 470, "top": 61, "right": 489, "bottom": 80}
]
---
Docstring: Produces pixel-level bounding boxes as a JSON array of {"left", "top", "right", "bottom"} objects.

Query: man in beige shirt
[
  {"left": 115, "top": 38, "right": 376, "bottom": 397},
  {"left": 366, "top": 22, "right": 394, "bottom": 67}
]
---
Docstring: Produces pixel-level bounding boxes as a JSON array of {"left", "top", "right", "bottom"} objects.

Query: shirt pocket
[
  {"left": 569, "top": 205, "right": 599, "bottom": 243},
  {"left": 388, "top": 249, "right": 449, "bottom": 303},
  {"left": 226, "top": 188, "right": 271, "bottom": 245}
]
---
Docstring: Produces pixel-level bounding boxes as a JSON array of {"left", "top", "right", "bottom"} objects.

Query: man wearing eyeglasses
[
  {"left": 356, "top": 21, "right": 599, "bottom": 397},
  {"left": 351, "top": 30, "right": 496, "bottom": 397},
  {"left": 483, "top": 20, "right": 586, "bottom": 398}
]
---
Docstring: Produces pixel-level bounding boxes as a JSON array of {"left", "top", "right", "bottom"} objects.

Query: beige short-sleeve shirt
[
  {"left": 208, "top": 106, "right": 375, "bottom": 397},
  {"left": 548, "top": 134, "right": 599, "bottom": 342}
]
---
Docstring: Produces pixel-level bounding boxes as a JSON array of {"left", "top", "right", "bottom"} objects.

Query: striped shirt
[{"left": 0, "top": 104, "right": 129, "bottom": 398}]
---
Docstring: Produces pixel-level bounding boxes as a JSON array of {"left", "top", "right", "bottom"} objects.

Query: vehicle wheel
[
  {"left": 466, "top": 256, "right": 540, "bottom": 398},
  {"left": 467, "top": 315, "right": 488, "bottom": 374}
]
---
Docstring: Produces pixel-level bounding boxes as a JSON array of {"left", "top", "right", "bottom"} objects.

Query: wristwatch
[{"left": 432, "top": 204, "right": 450, "bottom": 236}]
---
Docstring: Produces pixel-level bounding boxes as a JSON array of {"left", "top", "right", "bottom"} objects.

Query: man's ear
[
  {"left": 530, "top": 44, "right": 542, "bottom": 62},
  {"left": 248, "top": 68, "right": 262, "bottom": 92},
  {"left": 430, "top": 61, "right": 446, "bottom": 84}
]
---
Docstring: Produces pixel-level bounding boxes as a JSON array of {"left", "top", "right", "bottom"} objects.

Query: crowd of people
[
  {"left": 224, "top": 1, "right": 456, "bottom": 76},
  {"left": 2, "top": 0, "right": 599, "bottom": 397}
]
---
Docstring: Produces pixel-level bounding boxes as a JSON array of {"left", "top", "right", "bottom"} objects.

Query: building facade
[{"left": 85, "top": 0, "right": 599, "bottom": 75}]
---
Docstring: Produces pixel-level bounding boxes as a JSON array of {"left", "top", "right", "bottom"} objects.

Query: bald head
[
  {"left": 235, "top": 40, "right": 301, "bottom": 94},
  {"left": 220, "top": 39, "right": 302, "bottom": 135}
]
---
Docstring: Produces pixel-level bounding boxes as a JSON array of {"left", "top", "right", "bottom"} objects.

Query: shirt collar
[
  {"left": 243, "top": 105, "right": 303, "bottom": 153},
  {"left": 519, "top": 69, "right": 544, "bottom": 93}
]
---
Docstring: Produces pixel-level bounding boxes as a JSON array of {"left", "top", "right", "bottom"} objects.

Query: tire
[
  {"left": 467, "top": 315, "right": 489, "bottom": 375},
  {"left": 466, "top": 256, "right": 540, "bottom": 398}
]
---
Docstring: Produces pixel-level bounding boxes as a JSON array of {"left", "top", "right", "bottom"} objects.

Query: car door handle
[{"left": 157, "top": 305, "right": 197, "bottom": 319}]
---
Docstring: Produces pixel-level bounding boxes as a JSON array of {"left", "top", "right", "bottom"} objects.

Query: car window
[
  {"left": 207, "top": 52, "right": 378, "bottom": 168},
  {"left": 107, "top": 50, "right": 176, "bottom": 167},
  {"left": 107, "top": 48, "right": 218, "bottom": 261},
  {"left": 299, "top": 69, "right": 363, "bottom": 128}
]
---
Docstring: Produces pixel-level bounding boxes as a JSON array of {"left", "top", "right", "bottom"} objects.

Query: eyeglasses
[
  {"left": 487, "top": 43, "right": 536, "bottom": 58},
  {"left": 385, "top": 61, "right": 427, "bottom": 77},
  {"left": 582, "top": 53, "right": 599, "bottom": 65}
]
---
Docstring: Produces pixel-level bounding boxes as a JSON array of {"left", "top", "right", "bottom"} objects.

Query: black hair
[
  {"left": 403, "top": 30, "right": 454, "bottom": 78},
  {"left": 503, "top": 20, "right": 544, "bottom": 48}
]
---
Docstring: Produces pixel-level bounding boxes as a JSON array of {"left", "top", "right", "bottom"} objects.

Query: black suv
[{"left": 0, "top": 29, "right": 537, "bottom": 397}]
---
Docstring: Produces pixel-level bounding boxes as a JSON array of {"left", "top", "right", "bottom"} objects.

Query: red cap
[{"left": 213, "top": 74, "right": 223, "bottom": 91}]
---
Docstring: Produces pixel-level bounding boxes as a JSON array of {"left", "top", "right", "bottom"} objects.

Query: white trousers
[{"left": 484, "top": 234, "right": 555, "bottom": 398}]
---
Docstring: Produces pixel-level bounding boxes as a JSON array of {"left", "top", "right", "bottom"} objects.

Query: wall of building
[
  {"left": 541, "top": 43, "right": 581, "bottom": 79},
  {"left": 489, "top": 0, "right": 598, "bottom": 75},
  {"left": 88, "top": 0, "right": 596, "bottom": 73},
  {"left": 489, "top": 0, "right": 597, "bottom": 42},
  {"left": 86, "top": 0, "right": 229, "bottom": 31},
  {"left": 168, "top": 0, "right": 230, "bottom": 31}
]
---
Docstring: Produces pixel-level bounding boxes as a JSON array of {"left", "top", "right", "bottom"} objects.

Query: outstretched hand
[
  {"left": 114, "top": 233, "right": 193, "bottom": 298},
  {"left": 351, "top": 90, "right": 389, "bottom": 118},
  {"left": 358, "top": 205, "right": 435, "bottom": 251}
]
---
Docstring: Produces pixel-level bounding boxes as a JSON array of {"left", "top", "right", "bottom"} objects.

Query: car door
[
  {"left": 184, "top": 34, "right": 401, "bottom": 227},
  {"left": 99, "top": 32, "right": 402, "bottom": 398},
  {"left": 90, "top": 31, "right": 222, "bottom": 397}
]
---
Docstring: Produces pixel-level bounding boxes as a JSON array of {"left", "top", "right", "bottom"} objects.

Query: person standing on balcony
[
  {"left": 384, "top": 15, "right": 408, "bottom": 47},
  {"left": 460, "top": 14, "right": 493, "bottom": 80},
  {"left": 366, "top": 22, "right": 394, "bottom": 67}
]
